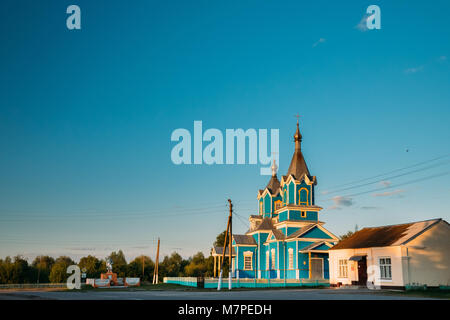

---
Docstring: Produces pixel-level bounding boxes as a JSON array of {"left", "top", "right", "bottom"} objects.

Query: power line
[
  {"left": 322, "top": 170, "right": 450, "bottom": 201},
  {"left": 323, "top": 153, "right": 450, "bottom": 191},
  {"left": 320, "top": 159, "right": 450, "bottom": 196}
]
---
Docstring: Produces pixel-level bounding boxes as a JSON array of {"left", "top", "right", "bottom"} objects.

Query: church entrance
[{"left": 310, "top": 258, "right": 323, "bottom": 279}]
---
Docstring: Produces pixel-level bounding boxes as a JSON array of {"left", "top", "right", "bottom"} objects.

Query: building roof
[
  {"left": 286, "top": 223, "right": 317, "bottom": 239},
  {"left": 265, "top": 175, "right": 280, "bottom": 195},
  {"left": 211, "top": 246, "right": 236, "bottom": 255},
  {"left": 330, "top": 218, "right": 444, "bottom": 250},
  {"left": 250, "top": 217, "right": 274, "bottom": 232},
  {"left": 299, "top": 241, "right": 331, "bottom": 252},
  {"left": 286, "top": 121, "right": 310, "bottom": 180},
  {"left": 233, "top": 234, "right": 257, "bottom": 245},
  {"left": 271, "top": 228, "right": 286, "bottom": 240}
]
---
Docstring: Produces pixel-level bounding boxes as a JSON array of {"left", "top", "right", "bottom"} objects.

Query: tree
[
  {"left": 32, "top": 256, "right": 55, "bottom": 283},
  {"left": 212, "top": 231, "right": 230, "bottom": 276},
  {"left": 78, "top": 255, "right": 105, "bottom": 278},
  {"left": 127, "top": 255, "right": 154, "bottom": 282},
  {"left": 49, "top": 256, "right": 75, "bottom": 283},
  {"left": 184, "top": 252, "right": 210, "bottom": 277},
  {"left": 159, "top": 252, "right": 187, "bottom": 278},
  {"left": 107, "top": 250, "right": 127, "bottom": 277},
  {"left": 214, "top": 231, "right": 227, "bottom": 247},
  {"left": 0, "top": 257, "right": 13, "bottom": 284},
  {"left": 339, "top": 231, "right": 354, "bottom": 241}
]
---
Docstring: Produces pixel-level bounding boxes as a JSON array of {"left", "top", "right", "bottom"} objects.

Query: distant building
[
  {"left": 211, "top": 121, "right": 339, "bottom": 280},
  {"left": 329, "top": 218, "right": 450, "bottom": 289}
]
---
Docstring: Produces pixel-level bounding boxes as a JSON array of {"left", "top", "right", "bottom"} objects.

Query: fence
[
  {"left": 0, "top": 283, "right": 66, "bottom": 289},
  {"left": 164, "top": 277, "right": 329, "bottom": 289}
]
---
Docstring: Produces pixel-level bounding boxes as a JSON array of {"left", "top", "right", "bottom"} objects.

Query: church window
[
  {"left": 338, "top": 259, "right": 348, "bottom": 278},
  {"left": 379, "top": 257, "right": 392, "bottom": 280},
  {"left": 288, "top": 248, "right": 294, "bottom": 270},
  {"left": 260, "top": 202, "right": 263, "bottom": 215},
  {"left": 271, "top": 249, "right": 276, "bottom": 270},
  {"left": 301, "top": 211, "right": 306, "bottom": 218},
  {"left": 299, "top": 188, "right": 309, "bottom": 206},
  {"left": 243, "top": 252, "right": 253, "bottom": 270},
  {"left": 274, "top": 200, "right": 282, "bottom": 211},
  {"left": 266, "top": 251, "right": 269, "bottom": 270}
]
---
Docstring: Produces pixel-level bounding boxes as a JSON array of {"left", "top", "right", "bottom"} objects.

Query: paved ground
[{"left": 0, "top": 288, "right": 438, "bottom": 300}]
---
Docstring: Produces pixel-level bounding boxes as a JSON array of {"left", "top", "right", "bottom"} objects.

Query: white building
[{"left": 329, "top": 218, "right": 450, "bottom": 289}]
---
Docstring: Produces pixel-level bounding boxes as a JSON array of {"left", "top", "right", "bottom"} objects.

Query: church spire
[
  {"left": 287, "top": 119, "right": 310, "bottom": 179},
  {"left": 271, "top": 158, "right": 278, "bottom": 176},
  {"left": 294, "top": 119, "right": 302, "bottom": 151}
]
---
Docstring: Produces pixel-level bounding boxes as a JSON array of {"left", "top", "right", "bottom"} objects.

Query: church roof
[
  {"left": 265, "top": 175, "right": 280, "bottom": 195},
  {"left": 253, "top": 217, "right": 274, "bottom": 231},
  {"left": 271, "top": 228, "right": 286, "bottom": 240},
  {"left": 330, "top": 218, "right": 444, "bottom": 250},
  {"left": 286, "top": 121, "right": 310, "bottom": 180},
  {"left": 286, "top": 223, "right": 317, "bottom": 239},
  {"left": 233, "top": 235, "right": 257, "bottom": 245},
  {"left": 299, "top": 241, "right": 332, "bottom": 252},
  {"left": 212, "top": 246, "right": 236, "bottom": 255}
]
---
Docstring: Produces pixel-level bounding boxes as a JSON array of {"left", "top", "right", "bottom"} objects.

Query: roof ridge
[{"left": 359, "top": 218, "right": 442, "bottom": 230}]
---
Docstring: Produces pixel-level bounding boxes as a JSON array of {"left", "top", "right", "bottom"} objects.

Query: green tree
[
  {"left": 10, "top": 256, "right": 33, "bottom": 284},
  {"left": 49, "top": 256, "right": 75, "bottom": 283},
  {"left": 212, "top": 231, "right": 230, "bottom": 277},
  {"left": 214, "top": 231, "right": 227, "bottom": 247},
  {"left": 339, "top": 231, "right": 354, "bottom": 241},
  {"left": 78, "top": 255, "right": 105, "bottom": 278},
  {"left": 184, "top": 252, "right": 209, "bottom": 277},
  {"left": 0, "top": 257, "right": 13, "bottom": 284},
  {"left": 159, "top": 252, "right": 186, "bottom": 278},
  {"left": 127, "top": 255, "right": 154, "bottom": 282},
  {"left": 32, "top": 256, "right": 55, "bottom": 283},
  {"left": 107, "top": 250, "right": 127, "bottom": 277}
]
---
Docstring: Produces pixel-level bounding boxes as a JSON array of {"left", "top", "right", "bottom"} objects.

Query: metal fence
[{"left": 164, "top": 277, "right": 329, "bottom": 289}]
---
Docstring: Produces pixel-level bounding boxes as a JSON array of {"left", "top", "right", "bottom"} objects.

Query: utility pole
[
  {"left": 153, "top": 238, "right": 160, "bottom": 285},
  {"left": 228, "top": 199, "right": 232, "bottom": 290},
  {"left": 218, "top": 199, "right": 233, "bottom": 291},
  {"left": 142, "top": 255, "right": 144, "bottom": 282}
]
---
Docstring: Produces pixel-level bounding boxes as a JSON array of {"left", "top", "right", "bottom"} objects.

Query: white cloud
[
  {"left": 312, "top": 38, "right": 326, "bottom": 48},
  {"left": 360, "top": 206, "right": 380, "bottom": 210},
  {"left": 372, "top": 189, "right": 405, "bottom": 197},
  {"left": 404, "top": 66, "right": 424, "bottom": 74},
  {"left": 380, "top": 180, "right": 391, "bottom": 187},
  {"left": 329, "top": 196, "right": 354, "bottom": 210},
  {"left": 355, "top": 14, "right": 369, "bottom": 32}
]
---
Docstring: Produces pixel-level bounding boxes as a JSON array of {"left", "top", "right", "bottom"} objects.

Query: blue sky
[{"left": 0, "top": 0, "right": 449, "bottom": 262}]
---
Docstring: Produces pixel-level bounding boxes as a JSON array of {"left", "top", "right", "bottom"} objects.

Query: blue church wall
[
  {"left": 280, "top": 210, "right": 318, "bottom": 221},
  {"left": 295, "top": 182, "right": 313, "bottom": 205},
  {"left": 278, "top": 210, "right": 288, "bottom": 222},
  {"left": 287, "top": 227, "right": 299, "bottom": 236},
  {"left": 235, "top": 246, "right": 257, "bottom": 278},
  {"left": 298, "top": 253, "right": 310, "bottom": 278},
  {"left": 300, "top": 227, "right": 332, "bottom": 239}
]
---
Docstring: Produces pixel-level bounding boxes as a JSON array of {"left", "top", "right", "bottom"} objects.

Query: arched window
[
  {"left": 299, "top": 188, "right": 309, "bottom": 206},
  {"left": 260, "top": 202, "right": 263, "bottom": 215},
  {"left": 274, "top": 200, "right": 282, "bottom": 211},
  {"left": 283, "top": 190, "right": 287, "bottom": 205}
]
